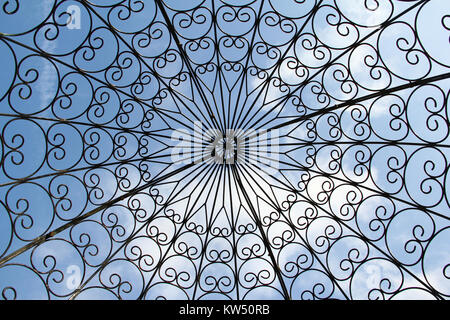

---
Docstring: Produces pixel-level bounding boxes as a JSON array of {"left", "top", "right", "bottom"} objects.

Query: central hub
[
  {"left": 202, "top": 128, "right": 248, "bottom": 165},
  {"left": 170, "top": 122, "right": 280, "bottom": 169}
]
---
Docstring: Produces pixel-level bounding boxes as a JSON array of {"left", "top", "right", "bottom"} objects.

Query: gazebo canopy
[{"left": 0, "top": 0, "right": 449, "bottom": 300}]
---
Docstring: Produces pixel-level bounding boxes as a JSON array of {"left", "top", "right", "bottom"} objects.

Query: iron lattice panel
[{"left": 0, "top": 0, "right": 449, "bottom": 300}]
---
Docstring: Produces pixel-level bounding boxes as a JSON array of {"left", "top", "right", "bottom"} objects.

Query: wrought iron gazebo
[{"left": 0, "top": 0, "right": 449, "bottom": 300}]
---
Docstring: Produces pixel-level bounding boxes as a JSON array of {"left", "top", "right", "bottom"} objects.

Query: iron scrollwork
[{"left": 0, "top": 0, "right": 449, "bottom": 300}]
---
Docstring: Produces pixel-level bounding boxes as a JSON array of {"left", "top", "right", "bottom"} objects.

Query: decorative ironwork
[{"left": 0, "top": 0, "right": 449, "bottom": 300}]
